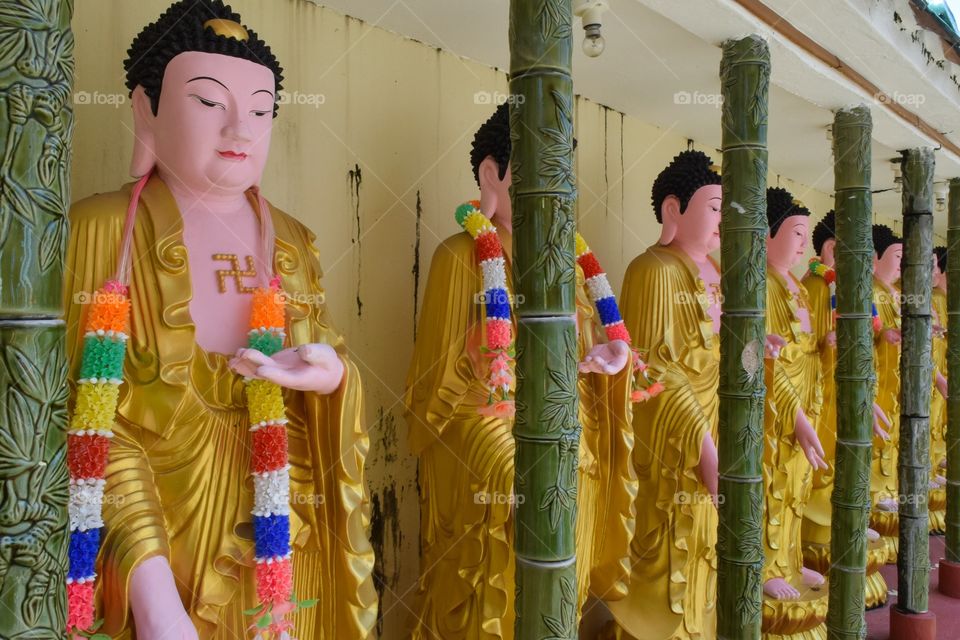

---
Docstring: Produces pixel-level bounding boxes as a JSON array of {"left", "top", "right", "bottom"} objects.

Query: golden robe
[
  {"left": 606, "top": 244, "right": 719, "bottom": 640},
  {"left": 762, "top": 271, "right": 827, "bottom": 638},
  {"left": 799, "top": 272, "right": 835, "bottom": 564},
  {"left": 403, "top": 231, "right": 636, "bottom": 640},
  {"left": 63, "top": 177, "right": 377, "bottom": 638},
  {"left": 870, "top": 279, "right": 901, "bottom": 557},
  {"left": 930, "top": 287, "right": 948, "bottom": 532}
]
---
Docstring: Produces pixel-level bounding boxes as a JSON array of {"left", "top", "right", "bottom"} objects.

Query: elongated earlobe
[
  {"left": 659, "top": 195, "right": 680, "bottom": 245},
  {"left": 130, "top": 86, "right": 157, "bottom": 178},
  {"left": 478, "top": 157, "right": 501, "bottom": 220}
]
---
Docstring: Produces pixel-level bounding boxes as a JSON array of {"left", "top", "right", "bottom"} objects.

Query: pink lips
[{"left": 218, "top": 150, "right": 248, "bottom": 161}]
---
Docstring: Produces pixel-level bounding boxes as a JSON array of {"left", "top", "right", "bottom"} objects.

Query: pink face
[
  {"left": 933, "top": 254, "right": 946, "bottom": 289},
  {"left": 820, "top": 238, "right": 836, "bottom": 268},
  {"left": 875, "top": 244, "right": 903, "bottom": 283},
  {"left": 672, "top": 184, "right": 722, "bottom": 255},
  {"left": 139, "top": 51, "right": 276, "bottom": 195},
  {"left": 767, "top": 215, "right": 809, "bottom": 272}
]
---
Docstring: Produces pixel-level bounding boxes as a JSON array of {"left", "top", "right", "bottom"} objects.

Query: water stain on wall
[
  {"left": 370, "top": 482, "right": 403, "bottom": 637},
  {"left": 349, "top": 163, "right": 363, "bottom": 317},
  {"left": 412, "top": 189, "right": 422, "bottom": 342}
]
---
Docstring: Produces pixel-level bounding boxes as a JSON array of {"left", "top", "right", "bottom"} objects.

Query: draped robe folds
[
  {"left": 763, "top": 271, "right": 821, "bottom": 582},
  {"left": 761, "top": 271, "right": 828, "bottom": 638},
  {"left": 63, "top": 176, "right": 377, "bottom": 638},
  {"left": 930, "top": 288, "right": 948, "bottom": 532},
  {"left": 403, "top": 231, "right": 636, "bottom": 640},
  {"left": 799, "top": 272, "right": 835, "bottom": 556},
  {"left": 606, "top": 244, "right": 719, "bottom": 640},
  {"left": 867, "top": 278, "right": 901, "bottom": 560},
  {"left": 871, "top": 280, "right": 901, "bottom": 507}
]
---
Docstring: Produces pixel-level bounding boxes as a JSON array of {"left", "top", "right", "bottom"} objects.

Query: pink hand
[
  {"left": 795, "top": 409, "right": 827, "bottom": 470},
  {"left": 130, "top": 556, "right": 199, "bottom": 640},
  {"left": 765, "top": 334, "right": 786, "bottom": 360},
  {"left": 578, "top": 339, "right": 630, "bottom": 375},
  {"left": 229, "top": 344, "right": 344, "bottom": 394}
]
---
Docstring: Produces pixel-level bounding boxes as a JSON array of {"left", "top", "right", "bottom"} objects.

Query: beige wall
[{"left": 72, "top": 1, "right": 845, "bottom": 637}]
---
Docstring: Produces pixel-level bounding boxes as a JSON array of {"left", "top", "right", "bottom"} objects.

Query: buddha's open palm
[
  {"left": 578, "top": 339, "right": 630, "bottom": 375},
  {"left": 229, "top": 343, "right": 344, "bottom": 394}
]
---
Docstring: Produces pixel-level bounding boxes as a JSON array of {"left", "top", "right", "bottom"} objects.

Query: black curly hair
[
  {"left": 811, "top": 210, "right": 836, "bottom": 256},
  {"left": 872, "top": 224, "right": 902, "bottom": 258},
  {"left": 470, "top": 103, "right": 511, "bottom": 186},
  {"left": 766, "top": 187, "right": 811, "bottom": 238},
  {"left": 651, "top": 150, "right": 721, "bottom": 223},
  {"left": 124, "top": 0, "right": 284, "bottom": 117},
  {"left": 935, "top": 245, "right": 948, "bottom": 273}
]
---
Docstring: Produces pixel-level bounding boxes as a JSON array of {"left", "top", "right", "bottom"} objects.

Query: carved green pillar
[
  {"left": 0, "top": 0, "right": 74, "bottom": 635},
  {"left": 717, "top": 34, "right": 769, "bottom": 640},
  {"left": 508, "top": 0, "right": 578, "bottom": 637},
  {"left": 897, "top": 147, "right": 935, "bottom": 615},
  {"left": 826, "top": 105, "right": 874, "bottom": 639}
]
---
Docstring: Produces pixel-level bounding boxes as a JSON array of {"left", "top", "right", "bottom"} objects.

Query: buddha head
[
  {"left": 872, "top": 224, "right": 902, "bottom": 284},
  {"left": 934, "top": 245, "right": 947, "bottom": 290},
  {"left": 651, "top": 150, "right": 722, "bottom": 257},
  {"left": 811, "top": 209, "right": 836, "bottom": 268},
  {"left": 471, "top": 103, "right": 513, "bottom": 228},
  {"left": 765, "top": 187, "right": 810, "bottom": 274},
  {"left": 124, "top": 0, "right": 284, "bottom": 197}
]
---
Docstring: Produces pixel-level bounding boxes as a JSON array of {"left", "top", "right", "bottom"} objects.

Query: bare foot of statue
[
  {"left": 867, "top": 528, "right": 881, "bottom": 542},
  {"left": 764, "top": 577, "right": 800, "bottom": 600},
  {"left": 876, "top": 498, "right": 898, "bottom": 512},
  {"left": 801, "top": 567, "right": 825, "bottom": 590}
]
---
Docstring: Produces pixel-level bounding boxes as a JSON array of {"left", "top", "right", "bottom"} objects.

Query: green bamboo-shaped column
[
  {"left": 946, "top": 178, "right": 960, "bottom": 564},
  {"left": 508, "top": 0, "right": 579, "bottom": 637},
  {"left": 826, "top": 105, "right": 874, "bottom": 639},
  {"left": 0, "top": 0, "right": 74, "bottom": 635},
  {"left": 716, "top": 34, "right": 769, "bottom": 640},
  {"left": 898, "top": 147, "right": 936, "bottom": 614}
]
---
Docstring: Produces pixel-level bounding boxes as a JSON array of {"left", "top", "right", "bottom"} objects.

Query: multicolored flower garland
[
  {"left": 242, "top": 276, "right": 300, "bottom": 636},
  {"left": 454, "top": 199, "right": 662, "bottom": 414},
  {"left": 809, "top": 258, "right": 881, "bottom": 333},
  {"left": 455, "top": 200, "right": 515, "bottom": 418},
  {"left": 67, "top": 280, "right": 129, "bottom": 637},
  {"left": 574, "top": 233, "right": 663, "bottom": 402}
]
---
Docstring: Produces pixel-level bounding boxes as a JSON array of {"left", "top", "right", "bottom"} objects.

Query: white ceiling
[{"left": 312, "top": 0, "right": 960, "bottom": 231}]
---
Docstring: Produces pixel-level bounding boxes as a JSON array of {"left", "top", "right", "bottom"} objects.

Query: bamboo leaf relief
[
  {"left": 3, "top": 175, "right": 38, "bottom": 227},
  {"left": 538, "top": 91, "right": 575, "bottom": 192},
  {"left": 533, "top": 197, "right": 575, "bottom": 288},
  {"left": 5, "top": 344, "right": 45, "bottom": 402},
  {"left": 535, "top": 0, "right": 572, "bottom": 40},
  {"left": 736, "top": 563, "right": 763, "bottom": 624}
]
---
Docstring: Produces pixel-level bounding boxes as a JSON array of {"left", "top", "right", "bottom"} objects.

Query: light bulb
[{"left": 583, "top": 33, "right": 605, "bottom": 57}]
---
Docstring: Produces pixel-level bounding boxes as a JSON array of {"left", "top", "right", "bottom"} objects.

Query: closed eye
[
  {"left": 251, "top": 109, "right": 271, "bottom": 117},
  {"left": 190, "top": 94, "right": 225, "bottom": 110}
]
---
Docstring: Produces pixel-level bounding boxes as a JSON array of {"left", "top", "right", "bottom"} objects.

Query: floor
[{"left": 866, "top": 535, "right": 960, "bottom": 639}]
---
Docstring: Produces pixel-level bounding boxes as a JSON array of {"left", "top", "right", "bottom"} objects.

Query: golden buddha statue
[
  {"left": 404, "top": 104, "right": 637, "bottom": 640},
  {"left": 759, "top": 188, "right": 829, "bottom": 638},
  {"left": 799, "top": 211, "right": 837, "bottom": 571},
  {"left": 603, "top": 150, "right": 723, "bottom": 640},
  {"left": 929, "top": 247, "right": 949, "bottom": 533},
  {"left": 63, "top": 2, "right": 375, "bottom": 637},
  {"left": 870, "top": 224, "right": 903, "bottom": 561},
  {"left": 799, "top": 211, "right": 889, "bottom": 609}
]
